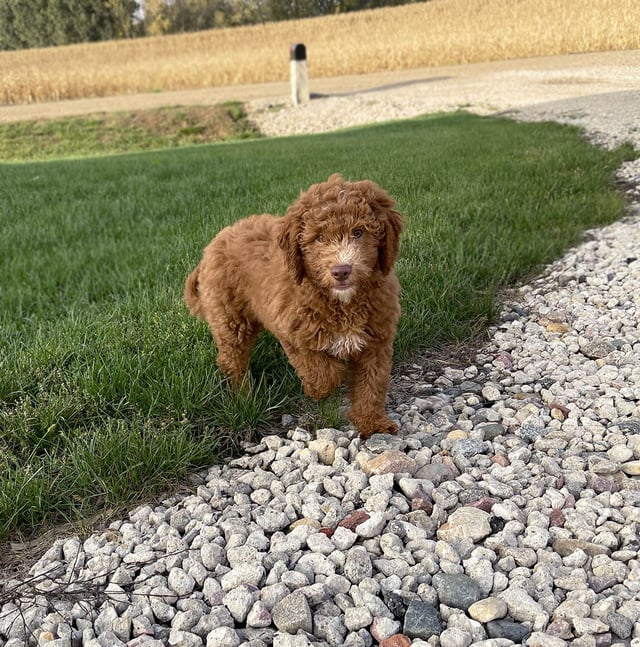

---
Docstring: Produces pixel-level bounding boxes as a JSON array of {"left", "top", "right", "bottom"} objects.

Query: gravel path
[{"left": 2, "top": 60, "right": 640, "bottom": 647}]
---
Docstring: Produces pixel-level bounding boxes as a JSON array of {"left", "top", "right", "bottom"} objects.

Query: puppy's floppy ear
[
  {"left": 278, "top": 204, "right": 306, "bottom": 284},
  {"left": 355, "top": 180, "right": 404, "bottom": 275},
  {"left": 378, "top": 205, "right": 404, "bottom": 275}
]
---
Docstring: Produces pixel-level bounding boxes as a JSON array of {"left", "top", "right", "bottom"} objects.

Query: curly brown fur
[{"left": 184, "top": 173, "right": 404, "bottom": 439}]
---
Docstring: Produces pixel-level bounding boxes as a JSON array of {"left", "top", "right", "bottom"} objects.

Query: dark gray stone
[
  {"left": 364, "top": 434, "right": 407, "bottom": 452},
  {"left": 402, "top": 599, "right": 441, "bottom": 639},
  {"left": 617, "top": 420, "right": 640, "bottom": 434},
  {"left": 458, "top": 488, "right": 489, "bottom": 505},
  {"left": 487, "top": 619, "right": 532, "bottom": 642},
  {"left": 381, "top": 589, "right": 416, "bottom": 619},
  {"left": 344, "top": 547, "right": 373, "bottom": 584},
  {"left": 457, "top": 380, "right": 484, "bottom": 394},
  {"left": 478, "top": 422, "right": 506, "bottom": 440},
  {"left": 432, "top": 573, "right": 483, "bottom": 611}
]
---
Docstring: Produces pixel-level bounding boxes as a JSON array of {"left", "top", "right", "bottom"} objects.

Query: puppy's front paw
[
  {"left": 351, "top": 414, "right": 398, "bottom": 440},
  {"left": 302, "top": 380, "right": 335, "bottom": 401}
]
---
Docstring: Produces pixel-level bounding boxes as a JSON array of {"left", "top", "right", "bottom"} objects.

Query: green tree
[
  {"left": 0, "top": 0, "right": 140, "bottom": 50},
  {"left": 143, "top": 0, "right": 232, "bottom": 34},
  {"left": 1, "top": 0, "right": 51, "bottom": 49}
]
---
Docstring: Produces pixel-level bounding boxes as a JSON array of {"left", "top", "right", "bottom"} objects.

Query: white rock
[{"left": 205, "top": 626, "right": 240, "bottom": 647}]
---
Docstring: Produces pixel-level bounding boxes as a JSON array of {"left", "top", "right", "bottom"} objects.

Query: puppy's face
[
  {"left": 278, "top": 174, "right": 404, "bottom": 301},
  {"left": 299, "top": 209, "right": 382, "bottom": 302}
]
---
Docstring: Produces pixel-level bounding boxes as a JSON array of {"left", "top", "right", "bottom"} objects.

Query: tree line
[{"left": 0, "top": 0, "right": 416, "bottom": 50}]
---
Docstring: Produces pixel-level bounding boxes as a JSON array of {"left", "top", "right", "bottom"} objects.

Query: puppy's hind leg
[{"left": 208, "top": 310, "right": 262, "bottom": 390}]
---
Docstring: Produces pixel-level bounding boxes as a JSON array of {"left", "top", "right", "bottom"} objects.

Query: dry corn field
[{"left": 1, "top": 0, "right": 640, "bottom": 105}]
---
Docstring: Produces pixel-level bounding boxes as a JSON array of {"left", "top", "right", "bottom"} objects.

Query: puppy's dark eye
[
  {"left": 352, "top": 229, "right": 363, "bottom": 239},
  {"left": 316, "top": 234, "right": 325, "bottom": 243}
]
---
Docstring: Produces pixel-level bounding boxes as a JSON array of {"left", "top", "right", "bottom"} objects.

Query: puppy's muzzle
[{"left": 331, "top": 264, "right": 353, "bottom": 284}]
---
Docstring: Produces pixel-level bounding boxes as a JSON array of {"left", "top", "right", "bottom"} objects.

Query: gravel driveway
[
  {"left": 2, "top": 50, "right": 640, "bottom": 647},
  {"left": 246, "top": 50, "right": 640, "bottom": 145}
]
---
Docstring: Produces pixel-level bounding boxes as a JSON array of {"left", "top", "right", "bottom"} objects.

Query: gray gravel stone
[
  {"left": 344, "top": 547, "right": 373, "bottom": 583},
  {"left": 271, "top": 591, "right": 313, "bottom": 634},
  {"left": 167, "top": 567, "right": 196, "bottom": 597}
]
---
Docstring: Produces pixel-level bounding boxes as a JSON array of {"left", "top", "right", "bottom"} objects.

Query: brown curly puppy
[{"left": 184, "top": 173, "right": 404, "bottom": 438}]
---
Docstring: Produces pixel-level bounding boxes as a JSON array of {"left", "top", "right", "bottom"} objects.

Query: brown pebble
[
  {"left": 442, "top": 455, "right": 461, "bottom": 476},
  {"left": 338, "top": 510, "right": 370, "bottom": 531},
  {"left": 550, "top": 402, "right": 570, "bottom": 416},
  {"left": 290, "top": 518, "right": 321, "bottom": 531},
  {"left": 553, "top": 538, "right": 609, "bottom": 557},
  {"left": 380, "top": 634, "right": 411, "bottom": 647},
  {"left": 546, "top": 322, "right": 571, "bottom": 333}
]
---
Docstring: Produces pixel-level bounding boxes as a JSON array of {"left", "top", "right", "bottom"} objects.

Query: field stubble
[{"left": 1, "top": 0, "right": 640, "bottom": 105}]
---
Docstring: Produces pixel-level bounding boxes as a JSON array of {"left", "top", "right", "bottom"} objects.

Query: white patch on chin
[
  {"left": 325, "top": 333, "right": 366, "bottom": 357},
  {"left": 332, "top": 286, "right": 355, "bottom": 302}
]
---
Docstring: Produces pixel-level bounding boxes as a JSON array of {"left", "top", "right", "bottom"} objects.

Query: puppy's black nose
[{"left": 331, "top": 264, "right": 352, "bottom": 282}]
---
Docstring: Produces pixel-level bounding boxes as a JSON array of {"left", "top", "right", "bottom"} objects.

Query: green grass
[
  {"left": 0, "top": 103, "right": 258, "bottom": 161},
  {"left": 0, "top": 112, "right": 634, "bottom": 541}
]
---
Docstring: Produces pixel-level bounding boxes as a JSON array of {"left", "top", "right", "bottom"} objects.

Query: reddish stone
[
  {"left": 380, "top": 634, "right": 411, "bottom": 647},
  {"left": 467, "top": 497, "right": 497, "bottom": 513},
  {"left": 442, "top": 456, "right": 460, "bottom": 476},
  {"left": 589, "top": 475, "right": 620, "bottom": 494},
  {"left": 549, "top": 508, "right": 565, "bottom": 527},
  {"left": 338, "top": 510, "right": 370, "bottom": 531},
  {"left": 491, "top": 454, "right": 510, "bottom": 467},
  {"left": 319, "top": 527, "right": 334, "bottom": 537},
  {"left": 493, "top": 351, "right": 513, "bottom": 369},
  {"left": 411, "top": 496, "right": 433, "bottom": 514},
  {"left": 546, "top": 618, "right": 573, "bottom": 639}
]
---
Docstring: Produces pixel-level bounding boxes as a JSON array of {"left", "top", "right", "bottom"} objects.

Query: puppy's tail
[{"left": 184, "top": 266, "right": 204, "bottom": 318}]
